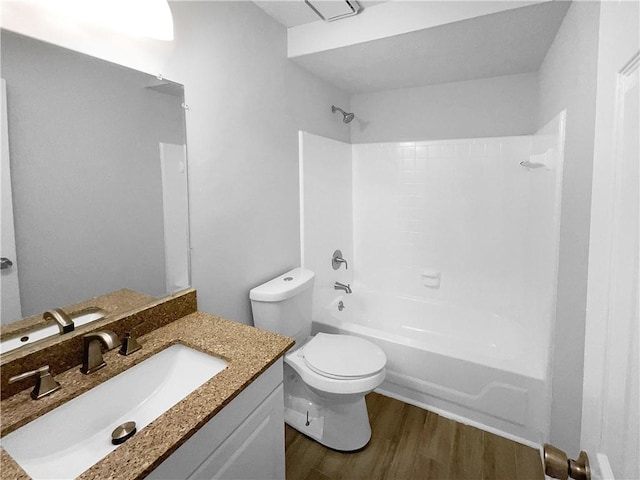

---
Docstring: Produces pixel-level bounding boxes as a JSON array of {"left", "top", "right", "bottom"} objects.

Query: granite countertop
[{"left": 0, "top": 312, "right": 294, "bottom": 480}]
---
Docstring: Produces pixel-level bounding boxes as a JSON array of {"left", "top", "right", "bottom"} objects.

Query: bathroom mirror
[{"left": 0, "top": 30, "right": 190, "bottom": 329}]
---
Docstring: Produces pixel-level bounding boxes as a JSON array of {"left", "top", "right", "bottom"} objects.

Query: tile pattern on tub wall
[{"left": 352, "top": 136, "right": 552, "bottom": 321}]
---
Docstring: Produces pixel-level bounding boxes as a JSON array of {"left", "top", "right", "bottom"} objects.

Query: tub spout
[{"left": 334, "top": 282, "right": 352, "bottom": 294}]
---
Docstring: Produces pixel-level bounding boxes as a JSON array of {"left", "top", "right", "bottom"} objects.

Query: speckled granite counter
[
  {"left": 1, "top": 289, "right": 197, "bottom": 399},
  {"left": 0, "top": 312, "right": 294, "bottom": 480}
]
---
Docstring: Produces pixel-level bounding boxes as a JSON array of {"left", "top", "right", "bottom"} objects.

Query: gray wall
[
  {"left": 1, "top": 31, "right": 185, "bottom": 316},
  {"left": 537, "top": 1, "right": 600, "bottom": 453},
  {"left": 164, "top": 2, "right": 351, "bottom": 324},
  {"left": 350, "top": 72, "right": 538, "bottom": 143}
]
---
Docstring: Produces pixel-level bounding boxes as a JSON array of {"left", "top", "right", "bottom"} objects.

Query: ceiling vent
[{"left": 304, "top": 0, "right": 361, "bottom": 22}]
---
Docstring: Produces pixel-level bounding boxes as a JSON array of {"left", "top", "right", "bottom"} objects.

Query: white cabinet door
[
  {"left": 149, "top": 358, "right": 285, "bottom": 480},
  {"left": 193, "top": 385, "right": 284, "bottom": 480}
]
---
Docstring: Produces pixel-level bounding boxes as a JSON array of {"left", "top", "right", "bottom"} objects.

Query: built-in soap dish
[{"left": 422, "top": 269, "right": 441, "bottom": 288}]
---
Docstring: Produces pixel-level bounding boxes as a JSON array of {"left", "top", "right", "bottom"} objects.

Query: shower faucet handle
[{"left": 332, "top": 250, "right": 348, "bottom": 270}]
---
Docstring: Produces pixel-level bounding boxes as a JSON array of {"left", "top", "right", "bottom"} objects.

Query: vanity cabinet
[{"left": 149, "top": 358, "right": 285, "bottom": 480}]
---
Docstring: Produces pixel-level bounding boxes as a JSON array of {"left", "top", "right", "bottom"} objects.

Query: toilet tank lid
[{"left": 249, "top": 267, "right": 315, "bottom": 302}]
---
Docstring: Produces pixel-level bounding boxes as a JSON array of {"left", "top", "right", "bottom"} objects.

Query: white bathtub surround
[
  {"left": 352, "top": 135, "right": 560, "bottom": 353},
  {"left": 300, "top": 117, "right": 565, "bottom": 444},
  {"left": 299, "top": 131, "right": 354, "bottom": 321}
]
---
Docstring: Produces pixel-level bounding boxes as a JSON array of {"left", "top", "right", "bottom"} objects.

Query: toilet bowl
[
  {"left": 249, "top": 268, "right": 387, "bottom": 451},
  {"left": 283, "top": 333, "right": 386, "bottom": 451}
]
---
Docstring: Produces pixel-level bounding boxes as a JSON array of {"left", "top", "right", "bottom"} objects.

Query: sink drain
[{"left": 111, "top": 421, "right": 137, "bottom": 445}]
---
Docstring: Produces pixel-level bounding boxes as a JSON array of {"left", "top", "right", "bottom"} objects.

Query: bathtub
[{"left": 311, "top": 291, "right": 549, "bottom": 444}]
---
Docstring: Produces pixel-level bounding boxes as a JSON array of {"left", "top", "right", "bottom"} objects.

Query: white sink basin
[
  {"left": 73, "top": 310, "right": 106, "bottom": 328},
  {"left": 0, "top": 311, "right": 106, "bottom": 354},
  {"left": 2, "top": 344, "right": 228, "bottom": 479}
]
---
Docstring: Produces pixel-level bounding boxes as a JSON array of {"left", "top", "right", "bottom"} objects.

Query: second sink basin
[{"left": 1, "top": 344, "right": 228, "bottom": 479}]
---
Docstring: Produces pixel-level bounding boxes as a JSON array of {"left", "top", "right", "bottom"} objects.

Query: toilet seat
[
  {"left": 302, "top": 333, "right": 386, "bottom": 379},
  {"left": 284, "top": 333, "right": 387, "bottom": 395}
]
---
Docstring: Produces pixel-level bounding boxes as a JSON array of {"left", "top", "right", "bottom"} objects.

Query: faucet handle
[
  {"left": 9, "top": 365, "right": 61, "bottom": 399},
  {"left": 119, "top": 332, "right": 141, "bottom": 356},
  {"left": 332, "top": 250, "right": 348, "bottom": 270}
]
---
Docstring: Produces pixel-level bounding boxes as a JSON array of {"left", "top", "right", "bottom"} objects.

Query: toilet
[{"left": 250, "top": 267, "right": 386, "bottom": 451}]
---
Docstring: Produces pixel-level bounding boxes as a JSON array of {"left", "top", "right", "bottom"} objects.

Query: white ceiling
[
  {"left": 253, "top": 1, "right": 570, "bottom": 94},
  {"left": 253, "top": 1, "right": 388, "bottom": 28}
]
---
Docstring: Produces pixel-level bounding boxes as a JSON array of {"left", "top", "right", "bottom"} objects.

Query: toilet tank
[{"left": 249, "top": 268, "right": 315, "bottom": 347}]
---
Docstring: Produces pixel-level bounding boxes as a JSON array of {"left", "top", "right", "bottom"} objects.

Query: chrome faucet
[
  {"left": 9, "top": 365, "right": 61, "bottom": 399},
  {"left": 80, "top": 330, "right": 121, "bottom": 374},
  {"left": 44, "top": 308, "right": 74, "bottom": 334},
  {"left": 334, "top": 282, "right": 352, "bottom": 294}
]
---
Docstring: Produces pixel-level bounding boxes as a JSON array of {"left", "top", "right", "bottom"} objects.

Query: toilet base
[{"left": 283, "top": 364, "right": 373, "bottom": 451}]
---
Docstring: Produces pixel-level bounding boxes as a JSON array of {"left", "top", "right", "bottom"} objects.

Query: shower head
[{"left": 331, "top": 105, "right": 355, "bottom": 124}]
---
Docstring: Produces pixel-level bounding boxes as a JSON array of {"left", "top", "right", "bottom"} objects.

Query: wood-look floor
[{"left": 285, "top": 392, "right": 544, "bottom": 480}]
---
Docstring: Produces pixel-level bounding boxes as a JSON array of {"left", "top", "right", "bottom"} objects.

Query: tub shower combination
[
  {"left": 313, "top": 292, "right": 547, "bottom": 443},
  {"left": 300, "top": 114, "right": 565, "bottom": 445}
]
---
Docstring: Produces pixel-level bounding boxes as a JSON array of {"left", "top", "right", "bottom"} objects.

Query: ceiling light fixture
[{"left": 16, "top": 0, "right": 174, "bottom": 41}]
